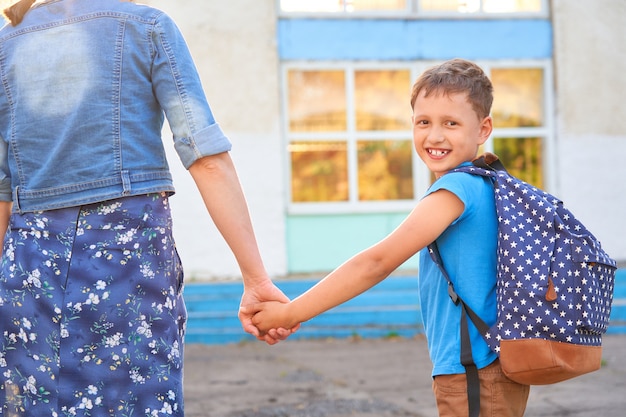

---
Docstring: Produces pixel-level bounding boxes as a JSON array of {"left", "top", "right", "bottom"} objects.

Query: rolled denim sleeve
[
  {"left": 173, "top": 123, "right": 232, "bottom": 169},
  {"left": 151, "top": 13, "right": 232, "bottom": 169}
]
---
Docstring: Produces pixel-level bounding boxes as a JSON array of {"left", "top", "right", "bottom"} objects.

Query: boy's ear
[{"left": 477, "top": 116, "right": 493, "bottom": 145}]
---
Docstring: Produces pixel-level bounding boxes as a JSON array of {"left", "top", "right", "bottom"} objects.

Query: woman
[{"left": 0, "top": 0, "right": 292, "bottom": 415}]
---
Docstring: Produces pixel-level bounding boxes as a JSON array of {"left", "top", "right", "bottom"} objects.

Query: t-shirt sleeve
[{"left": 425, "top": 172, "right": 482, "bottom": 226}]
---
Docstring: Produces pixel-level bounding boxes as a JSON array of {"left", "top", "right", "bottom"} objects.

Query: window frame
[
  {"left": 481, "top": 59, "right": 556, "bottom": 191},
  {"left": 277, "top": 0, "right": 549, "bottom": 19},
  {"left": 282, "top": 59, "right": 555, "bottom": 215}
]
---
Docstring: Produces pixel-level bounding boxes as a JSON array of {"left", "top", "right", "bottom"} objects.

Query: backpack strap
[
  {"left": 472, "top": 152, "right": 507, "bottom": 172},
  {"left": 449, "top": 153, "right": 505, "bottom": 179},
  {"left": 428, "top": 240, "right": 490, "bottom": 417},
  {"left": 427, "top": 152, "right": 504, "bottom": 416}
]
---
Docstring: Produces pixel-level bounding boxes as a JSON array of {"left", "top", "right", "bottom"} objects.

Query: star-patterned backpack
[{"left": 429, "top": 153, "right": 616, "bottom": 417}]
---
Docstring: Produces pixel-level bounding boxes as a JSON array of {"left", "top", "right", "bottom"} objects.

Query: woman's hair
[
  {"left": 3, "top": 0, "right": 36, "bottom": 26},
  {"left": 3, "top": 0, "right": 136, "bottom": 26},
  {"left": 410, "top": 58, "right": 493, "bottom": 119}
]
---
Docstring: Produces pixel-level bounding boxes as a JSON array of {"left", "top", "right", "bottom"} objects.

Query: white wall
[
  {"left": 145, "top": 0, "right": 287, "bottom": 280},
  {"left": 552, "top": 0, "right": 626, "bottom": 265}
]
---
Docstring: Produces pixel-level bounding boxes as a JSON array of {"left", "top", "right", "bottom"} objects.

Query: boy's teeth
[{"left": 429, "top": 149, "right": 448, "bottom": 156}]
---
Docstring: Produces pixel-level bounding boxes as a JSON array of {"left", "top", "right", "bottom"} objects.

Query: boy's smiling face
[{"left": 412, "top": 90, "right": 492, "bottom": 178}]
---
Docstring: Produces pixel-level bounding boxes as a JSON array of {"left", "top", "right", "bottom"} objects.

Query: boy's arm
[
  {"left": 248, "top": 189, "right": 464, "bottom": 332},
  {"left": 188, "top": 152, "right": 295, "bottom": 344}
]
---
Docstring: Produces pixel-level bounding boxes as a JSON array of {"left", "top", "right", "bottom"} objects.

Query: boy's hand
[
  {"left": 238, "top": 281, "right": 299, "bottom": 345},
  {"left": 243, "top": 301, "right": 299, "bottom": 334}
]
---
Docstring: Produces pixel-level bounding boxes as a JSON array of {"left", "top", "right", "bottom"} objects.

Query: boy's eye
[
  {"left": 415, "top": 120, "right": 428, "bottom": 126},
  {"left": 445, "top": 121, "right": 458, "bottom": 126}
]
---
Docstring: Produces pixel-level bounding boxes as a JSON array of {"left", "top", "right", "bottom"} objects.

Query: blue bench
[
  {"left": 608, "top": 268, "right": 626, "bottom": 333},
  {"left": 183, "top": 269, "right": 626, "bottom": 345}
]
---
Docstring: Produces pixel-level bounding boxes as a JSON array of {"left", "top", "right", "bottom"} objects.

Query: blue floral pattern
[{"left": 0, "top": 193, "right": 186, "bottom": 416}]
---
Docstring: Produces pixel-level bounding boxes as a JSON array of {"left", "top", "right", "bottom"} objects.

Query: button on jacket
[{"left": 0, "top": 0, "right": 232, "bottom": 213}]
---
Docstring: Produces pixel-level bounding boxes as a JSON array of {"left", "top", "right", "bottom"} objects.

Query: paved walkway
[{"left": 182, "top": 334, "right": 626, "bottom": 417}]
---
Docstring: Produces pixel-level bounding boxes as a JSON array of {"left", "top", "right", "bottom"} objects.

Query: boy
[{"left": 243, "top": 59, "right": 530, "bottom": 416}]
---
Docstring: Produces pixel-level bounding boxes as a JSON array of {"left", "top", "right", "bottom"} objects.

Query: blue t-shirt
[{"left": 418, "top": 166, "right": 498, "bottom": 376}]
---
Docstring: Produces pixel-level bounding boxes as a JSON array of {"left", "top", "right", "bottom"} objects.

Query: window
[
  {"left": 287, "top": 70, "right": 350, "bottom": 203},
  {"left": 285, "top": 61, "right": 553, "bottom": 212},
  {"left": 357, "top": 140, "right": 414, "bottom": 201},
  {"left": 286, "top": 67, "right": 414, "bottom": 210},
  {"left": 420, "top": 0, "right": 541, "bottom": 13},
  {"left": 489, "top": 66, "right": 548, "bottom": 188},
  {"left": 280, "top": 0, "right": 407, "bottom": 13},
  {"left": 287, "top": 70, "right": 346, "bottom": 132},
  {"left": 279, "top": 0, "right": 546, "bottom": 16},
  {"left": 290, "top": 141, "right": 348, "bottom": 202}
]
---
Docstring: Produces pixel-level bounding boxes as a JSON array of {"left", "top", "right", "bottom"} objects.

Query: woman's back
[{"left": 0, "top": 0, "right": 228, "bottom": 213}]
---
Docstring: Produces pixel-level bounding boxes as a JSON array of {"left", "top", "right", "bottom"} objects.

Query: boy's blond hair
[{"left": 410, "top": 58, "right": 493, "bottom": 120}]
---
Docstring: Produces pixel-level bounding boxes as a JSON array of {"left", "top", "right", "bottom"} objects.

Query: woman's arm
[
  {"left": 0, "top": 201, "right": 11, "bottom": 256},
  {"left": 188, "top": 152, "right": 295, "bottom": 344}
]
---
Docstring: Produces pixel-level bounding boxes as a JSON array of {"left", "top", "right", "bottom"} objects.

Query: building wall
[
  {"left": 278, "top": 18, "right": 552, "bottom": 60},
  {"left": 551, "top": 0, "right": 626, "bottom": 265},
  {"left": 279, "top": 18, "right": 553, "bottom": 272},
  {"left": 143, "top": 0, "right": 626, "bottom": 280},
  {"left": 145, "top": 0, "right": 288, "bottom": 279}
]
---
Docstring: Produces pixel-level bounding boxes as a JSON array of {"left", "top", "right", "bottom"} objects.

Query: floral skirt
[{"left": 0, "top": 194, "right": 186, "bottom": 416}]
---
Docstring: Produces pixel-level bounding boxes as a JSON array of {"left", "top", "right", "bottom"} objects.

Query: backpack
[{"left": 428, "top": 153, "right": 616, "bottom": 417}]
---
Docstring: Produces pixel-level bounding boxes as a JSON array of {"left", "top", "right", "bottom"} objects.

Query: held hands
[
  {"left": 238, "top": 280, "right": 300, "bottom": 345},
  {"left": 244, "top": 300, "right": 299, "bottom": 334}
]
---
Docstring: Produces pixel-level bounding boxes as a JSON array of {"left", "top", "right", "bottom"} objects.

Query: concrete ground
[{"left": 182, "top": 334, "right": 626, "bottom": 417}]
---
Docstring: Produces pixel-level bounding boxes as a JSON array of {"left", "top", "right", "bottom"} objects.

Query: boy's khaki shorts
[{"left": 432, "top": 359, "right": 530, "bottom": 417}]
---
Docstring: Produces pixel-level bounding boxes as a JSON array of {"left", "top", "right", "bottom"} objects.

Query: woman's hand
[{"left": 238, "top": 280, "right": 299, "bottom": 345}]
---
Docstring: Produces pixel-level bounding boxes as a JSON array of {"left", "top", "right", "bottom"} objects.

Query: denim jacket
[{"left": 0, "top": 0, "right": 232, "bottom": 213}]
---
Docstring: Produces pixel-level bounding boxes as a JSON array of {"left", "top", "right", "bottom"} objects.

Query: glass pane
[
  {"left": 483, "top": 0, "right": 542, "bottom": 13},
  {"left": 355, "top": 70, "right": 412, "bottom": 131},
  {"left": 357, "top": 140, "right": 414, "bottom": 201},
  {"left": 420, "top": 0, "right": 480, "bottom": 13},
  {"left": 281, "top": 0, "right": 406, "bottom": 12},
  {"left": 280, "top": 0, "right": 342, "bottom": 12},
  {"left": 420, "top": 0, "right": 541, "bottom": 13},
  {"left": 348, "top": 0, "right": 407, "bottom": 11},
  {"left": 493, "top": 137, "right": 543, "bottom": 188},
  {"left": 288, "top": 70, "right": 346, "bottom": 132},
  {"left": 290, "top": 141, "right": 349, "bottom": 202},
  {"left": 491, "top": 68, "right": 544, "bottom": 128}
]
